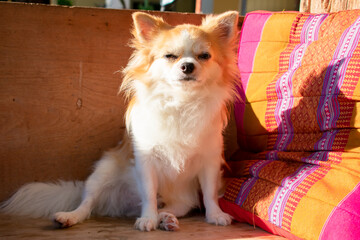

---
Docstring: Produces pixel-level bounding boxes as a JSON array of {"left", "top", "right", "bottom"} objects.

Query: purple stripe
[
  {"left": 272, "top": 14, "right": 327, "bottom": 154},
  {"left": 268, "top": 14, "right": 328, "bottom": 227},
  {"left": 301, "top": 14, "right": 327, "bottom": 43},
  {"left": 235, "top": 177, "right": 256, "bottom": 206},
  {"left": 302, "top": 151, "right": 330, "bottom": 164},
  {"left": 317, "top": 16, "right": 360, "bottom": 132},
  {"left": 314, "top": 129, "right": 339, "bottom": 151},
  {"left": 266, "top": 150, "right": 279, "bottom": 160},
  {"left": 235, "top": 160, "right": 272, "bottom": 206},
  {"left": 269, "top": 164, "right": 320, "bottom": 227}
]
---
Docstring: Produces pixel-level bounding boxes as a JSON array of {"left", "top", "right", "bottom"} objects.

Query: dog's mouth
[{"left": 179, "top": 76, "right": 196, "bottom": 81}]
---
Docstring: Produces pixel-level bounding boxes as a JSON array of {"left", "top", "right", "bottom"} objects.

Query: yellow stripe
[{"left": 243, "top": 13, "right": 296, "bottom": 144}]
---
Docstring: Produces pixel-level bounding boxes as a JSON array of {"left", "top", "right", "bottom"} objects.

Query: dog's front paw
[
  {"left": 158, "top": 212, "right": 180, "bottom": 231},
  {"left": 206, "top": 211, "right": 232, "bottom": 226},
  {"left": 53, "top": 211, "right": 81, "bottom": 228},
  {"left": 134, "top": 217, "right": 157, "bottom": 231}
]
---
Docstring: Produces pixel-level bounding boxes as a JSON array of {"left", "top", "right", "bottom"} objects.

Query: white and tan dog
[{"left": 1, "top": 11, "right": 239, "bottom": 231}]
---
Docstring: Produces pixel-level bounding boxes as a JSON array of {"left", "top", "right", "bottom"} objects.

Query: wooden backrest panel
[{"left": 0, "top": 2, "right": 242, "bottom": 201}]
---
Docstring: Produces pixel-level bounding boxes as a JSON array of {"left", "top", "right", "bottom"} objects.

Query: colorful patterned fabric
[{"left": 219, "top": 10, "right": 360, "bottom": 240}]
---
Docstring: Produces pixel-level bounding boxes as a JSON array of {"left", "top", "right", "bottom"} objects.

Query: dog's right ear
[
  {"left": 132, "top": 12, "right": 169, "bottom": 43},
  {"left": 201, "top": 11, "right": 239, "bottom": 44}
]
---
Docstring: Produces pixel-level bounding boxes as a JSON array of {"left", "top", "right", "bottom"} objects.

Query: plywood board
[{"left": 0, "top": 2, "right": 207, "bottom": 201}]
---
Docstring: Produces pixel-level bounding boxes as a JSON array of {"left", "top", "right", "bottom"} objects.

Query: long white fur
[
  {"left": 1, "top": 181, "right": 83, "bottom": 219},
  {"left": 1, "top": 11, "right": 239, "bottom": 232}
]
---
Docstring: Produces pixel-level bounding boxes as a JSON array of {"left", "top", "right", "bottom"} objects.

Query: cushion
[{"left": 219, "top": 10, "right": 360, "bottom": 240}]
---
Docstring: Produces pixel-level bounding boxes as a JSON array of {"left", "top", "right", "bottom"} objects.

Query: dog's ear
[
  {"left": 201, "top": 11, "right": 239, "bottom": 43},
  {"left": 132, "top": 12, "right": 169, "bottom": 43}
]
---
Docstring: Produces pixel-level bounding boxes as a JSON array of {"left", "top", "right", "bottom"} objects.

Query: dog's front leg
[
  {"left": 199, "top": 159, "right": 232, "bottom": 226},
  {"left": 134, "top": 155, "right": 158, "bottom": 231}
]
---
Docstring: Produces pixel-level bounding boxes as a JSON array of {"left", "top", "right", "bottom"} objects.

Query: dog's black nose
[{"left": 180, "top": 62, "right": 195, "bottom": 74}]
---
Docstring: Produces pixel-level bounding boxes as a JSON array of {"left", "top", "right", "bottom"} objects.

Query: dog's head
[{"left": 122, "top": 11, "right": 239, "bottom": 100}]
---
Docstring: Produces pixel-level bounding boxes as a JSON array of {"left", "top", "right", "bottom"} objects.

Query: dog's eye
[
  {"left": 164, "top": 54, "right": 178, "bottom": 60},
  {"left": 198, "top": 52, "right": 211, "bottom": 60}
]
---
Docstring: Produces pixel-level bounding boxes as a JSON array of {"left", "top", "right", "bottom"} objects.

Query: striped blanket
[{"left": 219, "top": 10, "right": 360, "bottom": 240}]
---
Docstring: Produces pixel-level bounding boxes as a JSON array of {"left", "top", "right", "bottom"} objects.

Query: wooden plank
[
  {"left": 0, "top": 3, "right": 207, "bottom": 201},
  {"left": 196, "top": 0, "right": 202, "bottom": 13},
  {"left": 0, "top": 213, "right": 285, "bottom": 239},
  {"left": 300, "top": 0, "right": 360, "bottom": 13}
]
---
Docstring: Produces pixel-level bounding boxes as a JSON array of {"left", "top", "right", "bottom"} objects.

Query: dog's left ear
[
  {"left": 201, "top": 11, "right": 239, "bottom": 43},
  {"left": 132, "top": 12, "right": 169, "bottom": 43}
]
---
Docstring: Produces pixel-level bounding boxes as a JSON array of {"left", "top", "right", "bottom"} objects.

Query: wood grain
[
  {"left": 0, "top": 213, "right": 285, "bottom": 240},
  {"left": 300, "top": 0, "right": 360, "bottom": 13},
  {"left": 0, "top": 2, "right": 208, "bottom": 201}
]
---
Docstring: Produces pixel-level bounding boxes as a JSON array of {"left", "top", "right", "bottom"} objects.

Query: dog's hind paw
[
  {"left": 53, "top": 211, "right": 81, "bottom": 228},
  {"left": 134, "top": 217, "right": 157, "bottom": 231},
  {"left": 206, "top": 211, "right": 233, "bottom": 226},
  {"left": 158, "top": 212, "right": 180, "bottom": 231}
]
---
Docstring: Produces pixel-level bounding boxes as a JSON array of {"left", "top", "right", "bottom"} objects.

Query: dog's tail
[{"left": 0, "top": 180, "right": 84, "bottom": 219}]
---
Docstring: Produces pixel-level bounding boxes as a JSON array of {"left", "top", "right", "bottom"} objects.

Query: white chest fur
[{"left": 129, "top": 90, "right": 224, "bottom": 174}]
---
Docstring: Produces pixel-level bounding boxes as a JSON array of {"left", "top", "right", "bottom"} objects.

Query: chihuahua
[{"left": 1, "top": 11, "right": 239, "bottom": 231}]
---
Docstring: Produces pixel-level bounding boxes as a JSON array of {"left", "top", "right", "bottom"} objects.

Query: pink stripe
[
  {"left": 238, "top": 13, "right": 271, "bottom": 93},
  {"left": 319, "top": 183, "right": 360, "bottom": 240},
  {"left": 235, "top": 13, "right": 271, "bottom": 138}
]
